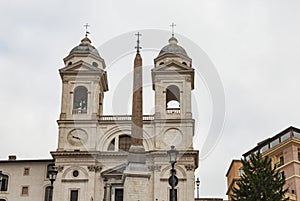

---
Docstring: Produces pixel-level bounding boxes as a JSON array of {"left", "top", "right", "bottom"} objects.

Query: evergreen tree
[{"left": 231, "top": 151, "right": 289, "bottom": 201}]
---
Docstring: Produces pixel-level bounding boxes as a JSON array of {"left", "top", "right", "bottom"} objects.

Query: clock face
[{"left": 67, "top": 129, "right": 88, "bottom": 146}]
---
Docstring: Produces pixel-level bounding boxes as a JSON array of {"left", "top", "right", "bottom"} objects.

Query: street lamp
[
  {"left": 167, "top": 146, "right": 178, "bottom": 168},
  {"left": 49, "top": 167, "right": 58, "bottom": 186},
  {"left": 196, "top": 177, "right": 200, "bottom": 199},
  {"left": 167, "top": 146, "right": 179, "bottom": 201},
  {"left": 48, "top": 167, "right": 58, "bottom": 201}
]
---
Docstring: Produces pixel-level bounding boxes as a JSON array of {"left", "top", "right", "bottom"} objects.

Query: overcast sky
[{"left": 1, "top": 0, "right": 300, "bottom": 199}]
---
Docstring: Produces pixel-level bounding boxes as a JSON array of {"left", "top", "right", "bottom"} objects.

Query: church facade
[{"left": 0, "top": 33, "right": 199, "bottom": 201}]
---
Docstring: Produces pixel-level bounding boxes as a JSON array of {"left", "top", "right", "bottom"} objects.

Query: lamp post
[
  {"left": 196, "top": 177, "right": 200, "bottom": 199},
  {"left": 167, "top": 146, "right": 179, "bottom": 201},
  {"left": 48, "top": 167, "right": 58, "bottom": 201}
]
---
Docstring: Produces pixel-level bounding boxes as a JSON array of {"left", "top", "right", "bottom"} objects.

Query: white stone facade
[{"left": 0, "top": 34, "right": 199, "bottom": 201}]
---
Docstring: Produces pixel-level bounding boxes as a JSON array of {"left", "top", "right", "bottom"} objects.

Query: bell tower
[
  {"left": 57, "top": 35, "right": 108, "bottom": 151},
  {"left": 152, "top": 35, "right": 195, "bottom": 150},
  {"left": 152, "top": 36, "right": 194, "bottom": 119}
]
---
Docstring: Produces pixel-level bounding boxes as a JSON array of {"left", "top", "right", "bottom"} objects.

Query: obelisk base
[
  {"left": 123, "top": 168, "right": 151, "bottom": 201},
  {"left": 123, "top": 145, "right": 150, "bottom": 201}
]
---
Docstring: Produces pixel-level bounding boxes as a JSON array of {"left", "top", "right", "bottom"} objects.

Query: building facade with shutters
[
  {"left": 226, "top": 126, "right": 300, "bottom": 201},
  {"left": 0, "top": 33, "right": 199, "bottom": 201}
]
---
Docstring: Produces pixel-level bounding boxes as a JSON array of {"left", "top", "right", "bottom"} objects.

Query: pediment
[
  {"left": 153, "top": 60, "right": 193, "bottom": 72},
  {"left": 101, "top": 163, "right": 127, "bottom": 177},
  {"left": 152, "top": 60, "right": 195, "bottom": 90},
  {"left": 59, "top": 61, "right": 103, "bottom": 74}
]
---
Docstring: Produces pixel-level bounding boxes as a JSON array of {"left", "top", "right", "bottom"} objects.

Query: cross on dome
[
  {"left": 84, "top": 23, "right": 90, "bottom": 37},
  {"left": 170, "top": 22, "right": 176, "bottom": 37}
]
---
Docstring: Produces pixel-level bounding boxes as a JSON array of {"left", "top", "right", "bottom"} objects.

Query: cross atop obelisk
[{"left": 135, "top": 32, "right": 142, "bottom": 53}]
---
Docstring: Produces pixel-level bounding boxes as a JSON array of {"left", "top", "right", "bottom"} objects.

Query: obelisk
[
  {"left": 129, "top": 32, "right": 145, "bottom": 157},
  {"left": 123, "top": 32, "right": 150, "bottom": 201}
]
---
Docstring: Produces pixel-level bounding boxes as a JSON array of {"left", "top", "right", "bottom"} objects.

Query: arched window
[
  {"left": 0, "top": 199, "right": 6, "bottom": 201},
  {"left": 166, "top": 85, "right": 180, "bottom": 113},
  {"left": 0, "top": 174, "right": 9, "bottom": 191},
  {"left": 44, "top": 186, "right": 53, "bottom": 201},
  {"left": 182, "top": 62, "right": 187, "bottom": 65},
  {"left": 73, "top": 86, "right": 88, "bottom": 114},
  {"left": 118, "top": 135, "right": 131, "bottom": 152}
]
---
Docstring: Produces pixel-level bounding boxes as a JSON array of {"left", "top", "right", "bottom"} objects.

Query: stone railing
[
  {"left": 166, "top": 108, "right": 180, "bottom": 114},
  {"left": 99, "top": 115, "right": 154, "bottom": 121},
  {"left": 72, "top": 109, "right": 87, "bottom": 114}
]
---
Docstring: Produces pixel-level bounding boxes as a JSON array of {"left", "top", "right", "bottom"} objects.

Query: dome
[
  {"left": 158, "top": 37, "right": 189, "bottom": 58},
  {"left": 69, "top": 37, "right": 100, "bottom": 57}
]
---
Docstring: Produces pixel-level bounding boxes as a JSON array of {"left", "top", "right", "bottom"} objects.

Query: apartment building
[{"left": 226, "top": 126, "right": 300, "bottom": 201}]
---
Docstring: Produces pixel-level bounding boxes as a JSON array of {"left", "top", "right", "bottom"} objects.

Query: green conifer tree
[{"left": 231, "top": 151, "right": 289, "bottom": 201}]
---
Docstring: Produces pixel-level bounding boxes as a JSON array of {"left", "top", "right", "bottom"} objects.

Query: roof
[
  {"left": 243, "top": 126, "right": 300, "bottom": 157},
  {"left": 69, "top": 37, "right": 100, "bottom": 58},
  {"left": 0, "top": 158, "right": 54, "bottom": 163},
  {"left": 157, "top": 37, "right": 190, "bottom": 59},
  {"left": 225, "top": 159, "right": 241, "bottom": 177}
]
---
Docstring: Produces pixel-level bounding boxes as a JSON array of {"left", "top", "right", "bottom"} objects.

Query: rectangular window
[
  {"left": 70, "top": 190, "right": 78, "bottom": 201},
  {"left": 115, "top": 189, "right": 123, "bottom": 201},
  {"left": 0, "top": 174, "right": 8, "bottom": 191},
  {"left": 279, "top": 156, "right": 284, "bottom": 166},
  {"left": 280, "top": 171, "right": 285, "bottom": 179},
  {"left": 169, "top": 189, "right": 177, "bottom": 201},
  {"left": 294, "top": 131, "right": 300, "bottom": 139},
  {"left": 24, "top": 168, "right": 30, "bottom": 176},
  {"left": 21, "top": 186, "right": 29, "bottom": 196},
  {"left": 270, "top": 138, "right": 279, "bottom": 148},
  {"left": 281, "top": 132, "right": 291, "bottom": 142},
  {"left": 261, "top": 145, "right": 269, "bottom": 153},
  {"left": 279, "top": 156, "right": 284, "bottom": 165},
  {"left": 298, "top": 151, "right": 300, "bottom": 161}
]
